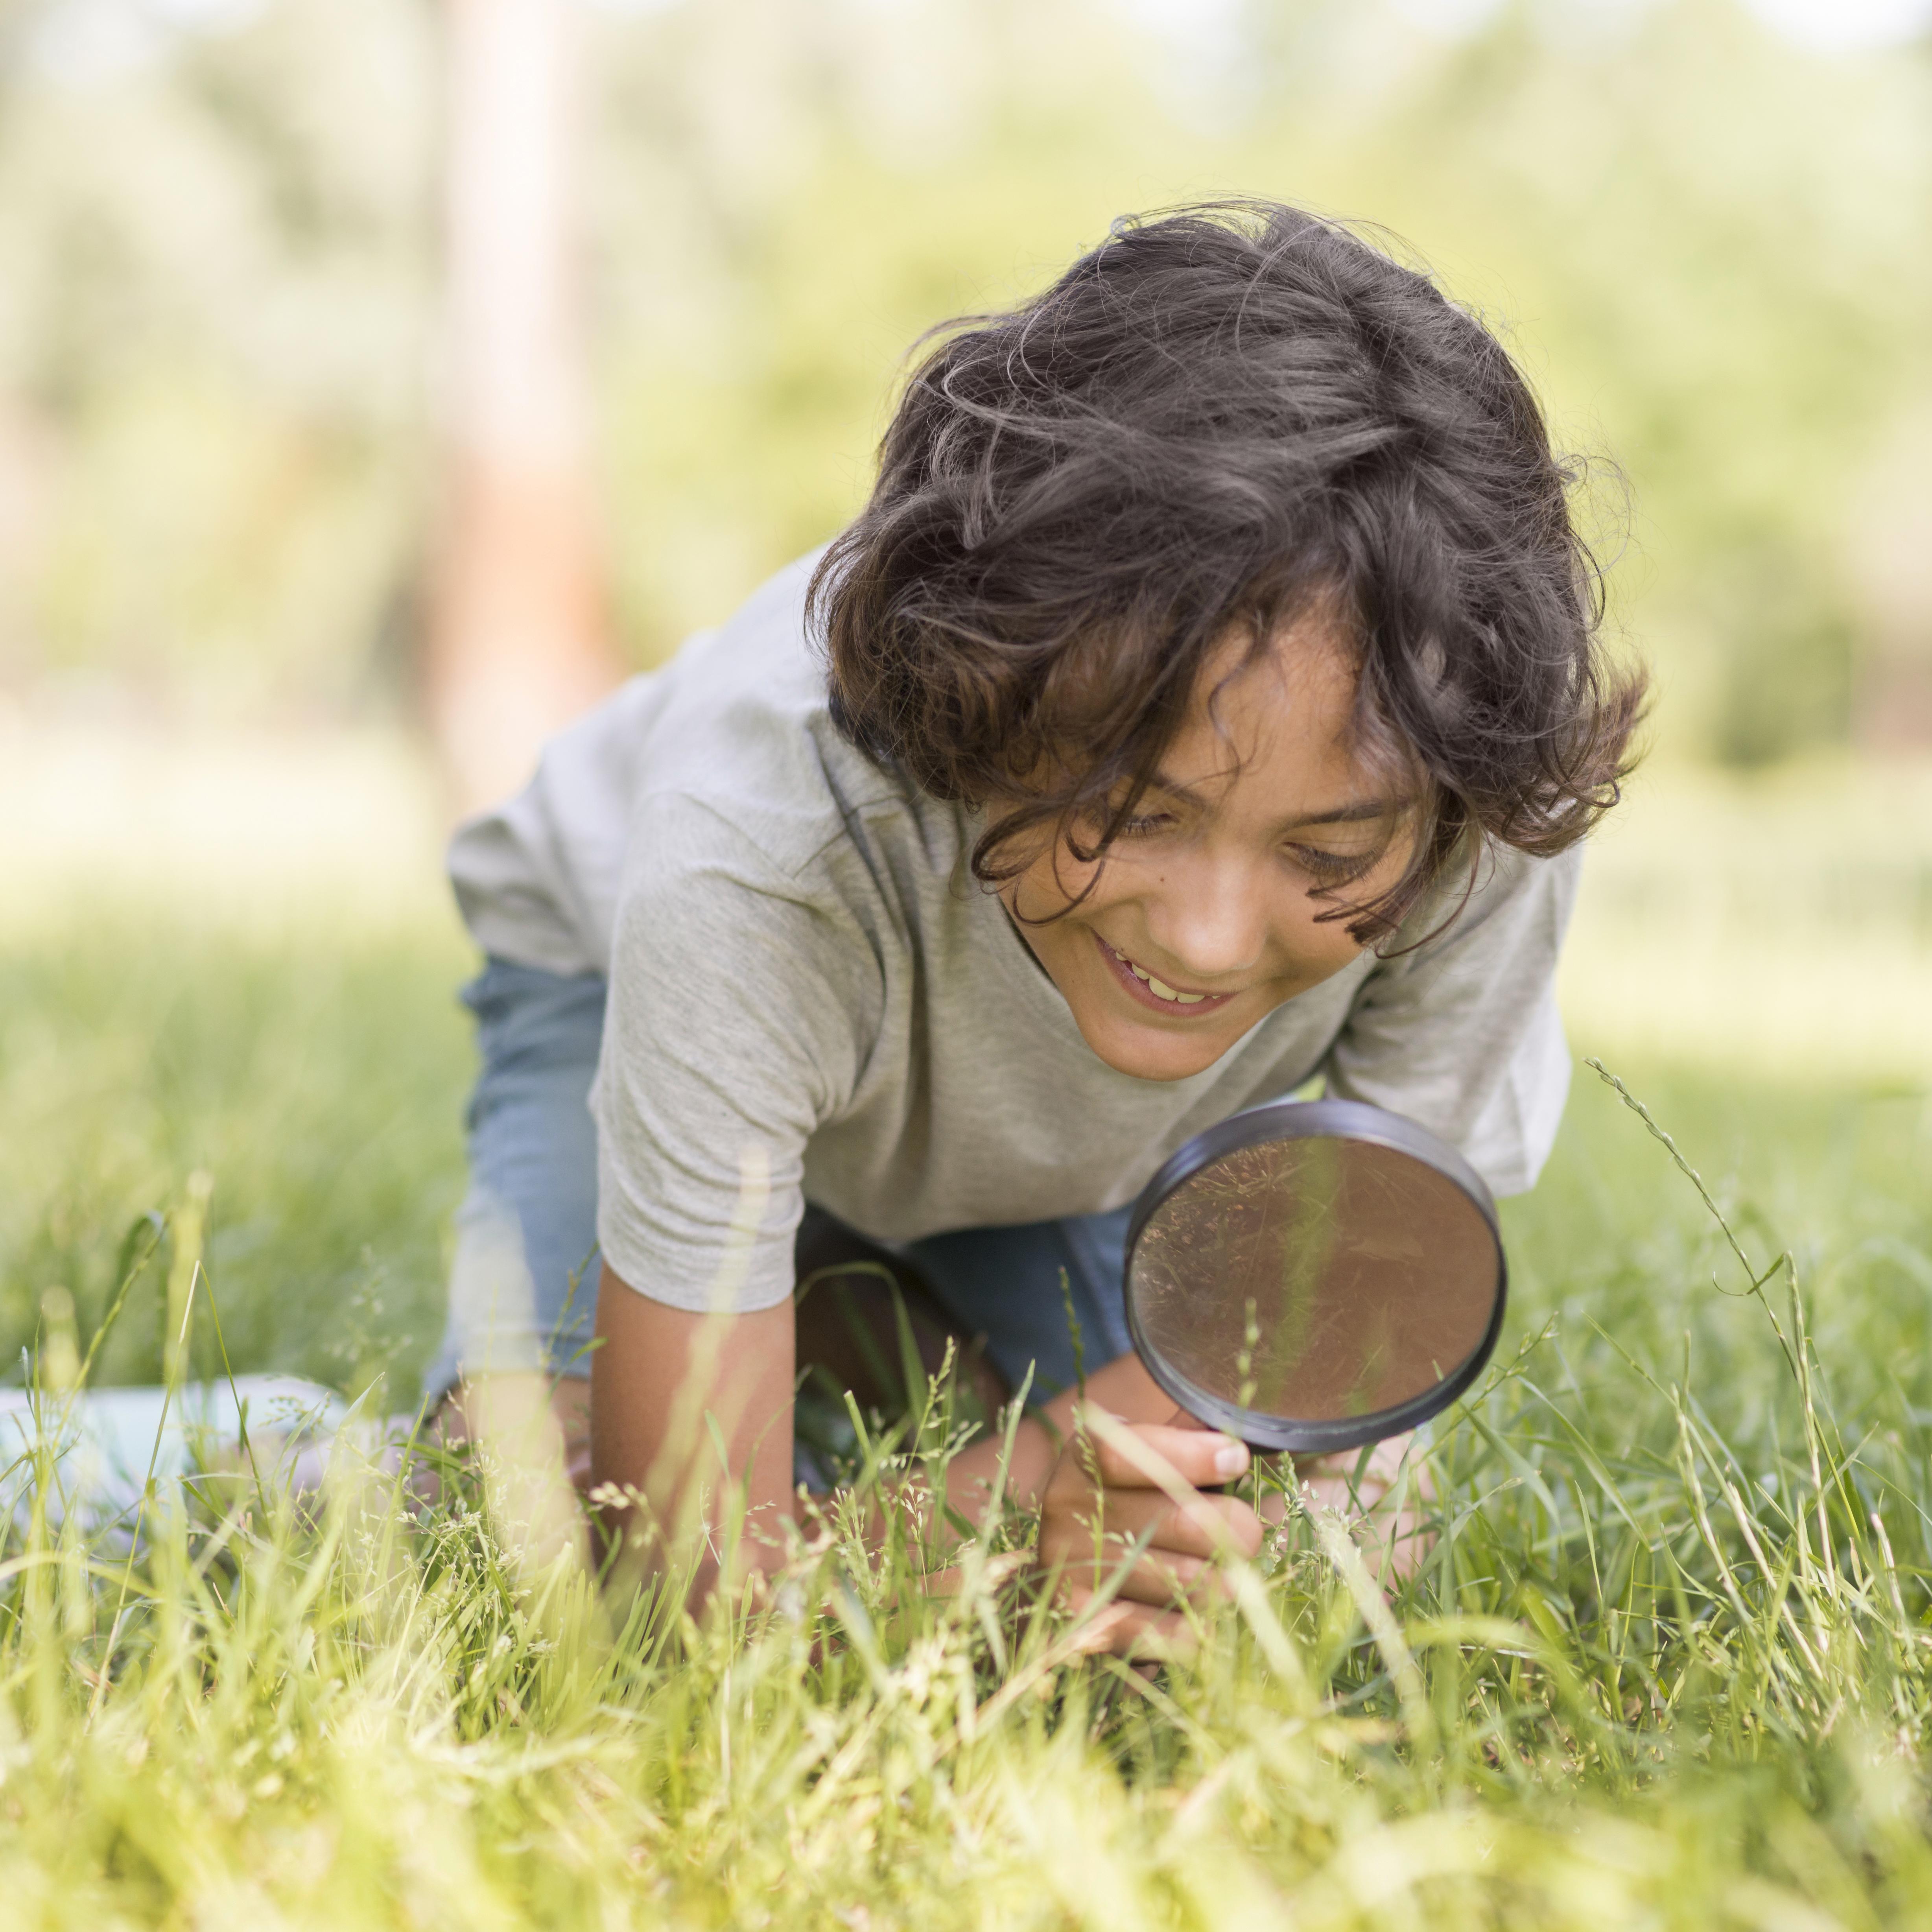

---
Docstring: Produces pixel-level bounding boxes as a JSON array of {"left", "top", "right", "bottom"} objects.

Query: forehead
[{"left": 1163, "top": 620, "right": 1366, "bottom": 797}]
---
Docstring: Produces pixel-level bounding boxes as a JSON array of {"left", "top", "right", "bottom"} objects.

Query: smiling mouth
[{"left": 1093, "top": 931, "right": 1238, "bottom": 1015}]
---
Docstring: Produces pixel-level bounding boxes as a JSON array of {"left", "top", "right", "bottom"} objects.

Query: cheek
[
  {"left": 1008, "top": 852, "right": 1113, "bottom": 950},
  {"left": 1269, "top": 879, "right": 1375, "bottom": 972},
  {"left": 1025, "top": 842, "right": 1115, "bottom": 918},
  {"left": 1303, "top": 919, "right": 1366, "bottom": 969}
]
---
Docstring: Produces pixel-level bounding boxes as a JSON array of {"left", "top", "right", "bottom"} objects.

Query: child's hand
[
  {"left": 1285, "top": 1433, "right": 1434, "bottom": 1583},
  {"left": 1035, "top": 1403, "right": 1263, "bottom": 1657}
]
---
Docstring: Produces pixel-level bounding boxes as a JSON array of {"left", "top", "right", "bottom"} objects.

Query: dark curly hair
[{"left": 809, "top": 201, "right": 1645, "bottom": 945}]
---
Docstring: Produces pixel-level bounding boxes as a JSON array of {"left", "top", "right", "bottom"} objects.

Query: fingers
[
  {"left": 1290, "top": 1431, "right": 1425, "bottom": 1491},
  {"left": 1071, "top": 1412, "right": 1251, "bottom": 1492},
  {"left": 1037, "top": 1493, "right": 1264, "bottom": 1613},
  {"left": 1287, "top": 1434, "right": 1431, "bottom": 1516},
  {"left": 1047, "top": 1483, "right": 1263, "bottom": 1562},
  {"left": 1041, "top": 1536, "right": 1218, "bottom": 1608},
  {"left": 1036, "top": 1410, "right": 1264, "bottom": 1612},
  {"left": 1056, "top": 1583, "right": 1198, "bottom": 1660},
  {"left": 1104, "top": 1550, "right": 1216, "bottom": 1609},
  {"left": 1032, "top": 1409, "right": 1273, "bottom": 1625},
  {"left": 1285, "top": 1433, "right": 1437, "bottom": 1585}
]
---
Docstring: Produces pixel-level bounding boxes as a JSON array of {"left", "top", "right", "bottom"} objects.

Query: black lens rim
[{"left": 1123, "top": 1097, "right": 1508, "bottom": 1454}]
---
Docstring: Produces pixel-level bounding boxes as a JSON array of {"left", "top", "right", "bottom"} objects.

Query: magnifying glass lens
[{"left": 1125, "top": 1101, "right": 1506, "bottom": 1454}]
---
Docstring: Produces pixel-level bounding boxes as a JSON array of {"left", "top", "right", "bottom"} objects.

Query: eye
[
  {"left": 1114, "top": 811, "right": 1176, "bottom": 839},
  {"left": 1287, "top": 842, "right": 1376, "bottom": 884}
]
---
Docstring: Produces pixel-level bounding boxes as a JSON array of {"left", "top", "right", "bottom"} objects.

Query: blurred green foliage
[
  {"left": 0, "top": 910, "right": 471, "bottom": 1397},
  {"left": 0, "top": 0, "right": 1926, "bottom": 759}
]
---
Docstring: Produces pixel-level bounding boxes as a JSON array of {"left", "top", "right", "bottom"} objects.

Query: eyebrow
[
  {"left": 1144, "top": 771, "right": 1396, "bottom": 830},
  {"left": 1285, "top": 799, "right": 1396, "bottom": 828}
]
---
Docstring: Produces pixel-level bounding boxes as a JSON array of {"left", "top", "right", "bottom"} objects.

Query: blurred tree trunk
[{"left": 428, "top": 0, "right": 621, "bottom": 818}]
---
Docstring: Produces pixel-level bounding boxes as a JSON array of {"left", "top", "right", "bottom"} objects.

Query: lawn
[{"left": 1, "top": 768, "right": 1930, "bottom": 1928}]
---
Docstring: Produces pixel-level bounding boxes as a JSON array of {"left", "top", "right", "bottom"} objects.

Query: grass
[
  {"left": 1, "top": 892, "right": 1930, "bottom": 1927},
  {"left": 0, "top": 911, "right": 471, "bottom": 1399}
]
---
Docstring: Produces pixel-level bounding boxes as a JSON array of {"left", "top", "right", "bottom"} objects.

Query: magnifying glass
[{"left": 1124, "top": 1098, "right": 1506, "bottom": 1455}]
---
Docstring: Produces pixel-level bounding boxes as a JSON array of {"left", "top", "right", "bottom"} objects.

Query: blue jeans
[{"left": 427, "top": 958, "right": 1136, "bottom": 1405}]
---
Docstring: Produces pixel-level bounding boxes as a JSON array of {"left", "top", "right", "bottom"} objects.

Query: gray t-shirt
[{"left": 449, "top": 556, "right": 1579, "bottom": 1316}]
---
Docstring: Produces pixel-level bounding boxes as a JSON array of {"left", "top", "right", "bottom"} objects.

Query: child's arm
[{"left": 589, "top": 1263, "right": 797, "bottom": 1604}]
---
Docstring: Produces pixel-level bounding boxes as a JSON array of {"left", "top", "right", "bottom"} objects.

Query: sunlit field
[
  {"left": 0, "top": 0, "right": 1926, "bottom": 1917},
  {"left": 2, "top": 734, "right": 1929, "bottom": 1928}
]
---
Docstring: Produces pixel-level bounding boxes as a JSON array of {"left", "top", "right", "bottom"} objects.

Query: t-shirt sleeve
[
  {"left": 1321, "top": 842, "right": 1582, "bottom": 1197},
  {"left": 448, "top": 670, "right": 674, "bottom": 978},
  {"left": 591, "top": 796, "right": 880, "bottom": 1313}
]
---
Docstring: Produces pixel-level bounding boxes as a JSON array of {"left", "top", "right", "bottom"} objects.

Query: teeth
[{"left": 1110, "top": 942, "right": 1210, "bottom": 1007}]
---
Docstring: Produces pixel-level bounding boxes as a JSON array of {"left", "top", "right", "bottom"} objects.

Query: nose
[{"left": 1140, "top": 847, "right": 1268, "bottom": 984}]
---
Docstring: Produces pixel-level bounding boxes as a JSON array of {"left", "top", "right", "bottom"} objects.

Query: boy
[{"left": 435, "top": 202, "right": 1641, "bottom": 1648}]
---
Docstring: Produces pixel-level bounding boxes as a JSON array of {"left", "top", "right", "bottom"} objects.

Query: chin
[{"left": 1080, "top": 1012, "right": 1237, "bottom": 1083}]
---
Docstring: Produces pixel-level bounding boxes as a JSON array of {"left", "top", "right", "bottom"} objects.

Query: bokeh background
[{"left": 0, "top": 0, "right": 1927, "bottom": 1398}]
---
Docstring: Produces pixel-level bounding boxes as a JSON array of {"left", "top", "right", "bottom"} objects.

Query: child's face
[{"left": 999, "top": 622, "right": 1413, "bottom": 1083}]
